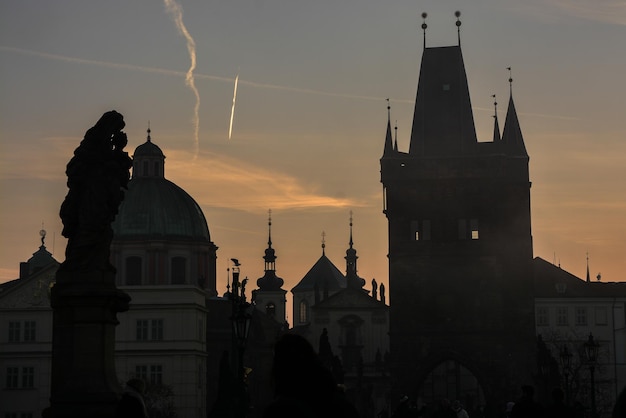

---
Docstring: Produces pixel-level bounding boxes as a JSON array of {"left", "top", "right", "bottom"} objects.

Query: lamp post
[
  {"left": 583, "top": 333, "right": 600, "bottom": 418},
  {"left": 559, "top": 344, "right": 572, "bottom": 406},
  {"left": 229, "top": 259, "right": 252, "bottom": 417}
]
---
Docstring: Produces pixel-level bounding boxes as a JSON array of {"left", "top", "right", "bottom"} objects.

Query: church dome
[
  {"left": 112, "top": 133, "right": 211, "bottom": 242},
  {"left": 112, "top": 177, "right": 211, "bottom": 241}
]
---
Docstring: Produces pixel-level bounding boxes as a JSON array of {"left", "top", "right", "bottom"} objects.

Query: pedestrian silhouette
[
  {"left": 115, "top": 378, "right": 148, "bottom": 418},
  {"left": 263, "top": 333, "right": 359, "bottom": 418}
]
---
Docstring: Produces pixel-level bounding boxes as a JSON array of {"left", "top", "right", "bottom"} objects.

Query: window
[
  {"left": 8, "top": 322, "right": 20, "bottom": 342},
  {"left": 137, "top": 319, "right": 163, "bottom": 341},
  {"left": 265, "top": 302, "right": 276, "bottom": 317},
  {"left": 470, "top": 219, "right": 479, "bottom": 240},
  {"left": 6, "top": 367, "right": 19, "bottom": 388},
  {"left": 458, "top": 219, "right": 467, "bottom": 240},
  {"left": 126, "top": 256, "right": 142, "bottom": 285},
  {"left": 171, "top": 256, "right": 186, "bottom": 284},
  {"left": 136, "top": 320, "right": 149, "bottom": 341},
  {"left": 575, "top": 307, "right": 588, "bottom": 326},
  {"left": 411, "top": 220, "right": 431, "bottom": 241},
  {"left": 299, "top": 300, "right": 308, "bottom": 324},
  {"left": 151, "top": 319, "right": 163, "bottom": 340},
  {"left": 23, "top": 321, "right": 36, "bottom": 342},
  {"left": 596, "top": 307, "right": 608, "bottom": 325},
  {"left": 536, "top": 307, "right": 548, "bottom": 326},
  {"left": 21, "top": 367, "right": 34, "bottom": 388},
  {"left": 556, "top": 307, "right": 568, "bottom": 326},
  {"left": 135, "top": 365, "right": 148, "bottom": 381},
  {"left": 150, "top": 365, "right": 163, "bottom": 385}
]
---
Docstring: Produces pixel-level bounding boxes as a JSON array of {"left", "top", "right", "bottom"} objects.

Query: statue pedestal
[{"left": 43, "top": 270, "right": 130, "bottom": 418}]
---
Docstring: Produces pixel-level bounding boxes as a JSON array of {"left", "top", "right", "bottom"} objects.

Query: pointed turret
[
  {"left": 501, "top": 73, "right": 528, "bottom": 157},
  {"left": 382, "top": 100, "right": 395, "bottom": 156},
  {"left": 492, "top": 95, "right": 501, "bottom": 142}
]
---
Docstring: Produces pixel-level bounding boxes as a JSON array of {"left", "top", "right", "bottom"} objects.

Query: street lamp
[
  {"left": 583, "top": 333, "right": 600, "bottom": 418},
  {"left": 559, "top": 344, "right": 572, "bottom": 406}
]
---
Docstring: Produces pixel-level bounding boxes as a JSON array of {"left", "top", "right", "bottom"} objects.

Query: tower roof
[
  {"left": 409, "top": 46, "right": 478, "bottom": 156},
  {"left": 291, "top": 253, "right": 346, "bottom": 293},
  {"left": 501, "top": 94, "right": 528, "bottom": 157},
  {"left": 257, "top": 210, "right": 285, "bottom": 291}
]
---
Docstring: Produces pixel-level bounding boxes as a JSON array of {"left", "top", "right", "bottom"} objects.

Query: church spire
[
  {"left": 383, "top": 99, "right": 394, "bottom": 156},
  {"left": 586, "top": 252, "right": 591, "bottom": 283},
  {"left": 345, "top": 211, "right": 365, "bottom": 290},
  {"left": 492, "top": 94, "right": 501, "bottom": 142},
  {"left": 501, "top": 69, "right": 528, "bottom": 157},
  {"left": 256, "top": 209, "right": 284, "bottom": 291}
]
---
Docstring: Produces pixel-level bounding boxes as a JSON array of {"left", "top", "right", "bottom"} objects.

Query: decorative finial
[
  {"left": 386, "top": 98, "right": 391, "bottom": 122},
  {"left": 421, "top": 12, "right": 428, "bottom": 49},
  {"left": 492, "top": 94, "right": 498, "bottom": 118},
  {"left": 147, "top": 121, "right": 152, "bottom": 143},
  {"left": 586, "top": 251, "right": 590, "bottom": 283},
  {"left": 39, "top": 224, "right": 46, "bottom": 247},
  {"left": 349, "top": 211, "right": 354, "bottom": 249},
  {"left": 507, "top": 67, "right": 513, "bottom": 94},
  {"left": 455, "top": 11, "right": 462, "bottom": 46},
  {"left": 321, "top": 231, "right": 326, "bottom": 255},
  {"left": 394, "top": 121, "right": 398, "bottom": 151},
  {"left": 268, "top": 209, "right": 273, "bottom": 248}
]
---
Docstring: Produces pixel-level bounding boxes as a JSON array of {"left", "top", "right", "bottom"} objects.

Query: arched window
[
  {"left": 266, "top": 302, "right": 276, "bottom": 318},
  {"left": 126, "top": 256, "right": 142, "bottom": 285},
  {"left": 299, "top": 300, "right": 308, "bottom": 324},
  {"left": 171, "top": 256, "right": 186, "bottom": 284}
]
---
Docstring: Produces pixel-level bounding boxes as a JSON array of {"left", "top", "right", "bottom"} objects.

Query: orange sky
[{"left": 1, "top": 2, "right": 625, "bottom": 314}]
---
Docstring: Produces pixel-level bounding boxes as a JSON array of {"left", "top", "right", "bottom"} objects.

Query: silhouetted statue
[
  {"left": 319, "top": 328, "right": 334, "bottom": 370},
  {"left": 380, "top": 283, "right": 386, "bottom": 304},
  {"left": 372, "top": 278, "right": 378, "bottom": 300},
  {"left": 59, "top": 111, "right": 132, "bottom": 275}
]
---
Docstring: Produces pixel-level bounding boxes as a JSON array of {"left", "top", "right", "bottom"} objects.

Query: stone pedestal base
[{"left": 43, "top": 270, "right": 130, "bottom": 418}]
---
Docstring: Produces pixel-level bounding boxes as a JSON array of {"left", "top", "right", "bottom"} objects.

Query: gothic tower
[{"left": 380, "top": 18, "right": 535, "bottom": 407}]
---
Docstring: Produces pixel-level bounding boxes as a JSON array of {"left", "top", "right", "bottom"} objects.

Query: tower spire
[
  {"left": 421, "top": 13, "right": 428, "bottom": 49},
  {"left": 383, "top": 99, "right": 394, "bottom": 156},
  {"left": 321, "top": 231, "right": 326, "bottom": 256},
  {"left": 455, "top": 11, "right": 462, "bottom": 47},
  {"left": 586, "top": 252, "right": 590, "bottom": 283},
  {"left": 492, "top": 94, "right": 501, "bottom": 142},
  {"left": 394, "top": 121, "right": 398, "bottom": 152},
  {"left": 345, "top": 211, "right": 364, "bottom": 289},
  {"left": 501, "top": 69, "right": 528, "bottom": 157},
  {"left": 267, "top": 209, "right": 272, "bottom": 248}
]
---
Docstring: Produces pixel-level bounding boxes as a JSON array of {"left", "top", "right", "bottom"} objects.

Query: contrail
[
  {"left": 228, "top": 72, "right": 239, "bottom": 140},
  {"left": 163, "top": 0, "right": 201, "bottom": 159}
]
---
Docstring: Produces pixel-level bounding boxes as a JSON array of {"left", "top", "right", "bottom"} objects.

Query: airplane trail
[
  {"left": 163, "top": 0, "right": 201, "bottom": 159},
  {"left": 228, "top": 73, "right": 239, "bottom": 140}
]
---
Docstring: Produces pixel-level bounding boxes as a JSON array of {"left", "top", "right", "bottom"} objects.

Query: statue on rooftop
[{"left": 58, "top": 110, "right": 132, "bottom": 275}]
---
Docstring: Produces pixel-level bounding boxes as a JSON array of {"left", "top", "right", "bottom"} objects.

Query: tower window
[
  {"left": 266, "top": 302, "right": 276, "bottom": 318},
  {"left": 470, "top": 219, "right": 479, "bottom": 240},
  {"left": 411, "top": 220, "right": 431, "bottom": 241},
  {"left": 458, "top": 219, "right": 467, "bottom": 240}
]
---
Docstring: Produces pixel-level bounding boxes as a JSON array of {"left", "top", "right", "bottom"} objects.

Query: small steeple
[
  {"left": 586, "top": 252, "right": 591, "bottom": 283},
  {"left": 321, "top": 231, "right": 326, "bottom": 256},
  {"left": 492, "top": 94, "right": 501, "bottom": 142},
  {"left": 501, "top": 69, "right": 528, "bottom": 157},
  {"left": 394, "top": 121, "right": 399, "bottom": 152},
  {"left": 345, "top": 211, "right": 365, "bottom": 289},
  {"left": 383, "top": 99, "right": 394, "bottom": 156},
  {"left": 256, "top": 209, "right": 284, "bottom": 291}
]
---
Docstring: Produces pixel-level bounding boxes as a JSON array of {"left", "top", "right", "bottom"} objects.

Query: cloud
[
  {"left": 163, "top": 149, "right": 361, "bottom": 212},
  {"left": 510, "top": 0, "right": 626, "bottom": 25}
]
